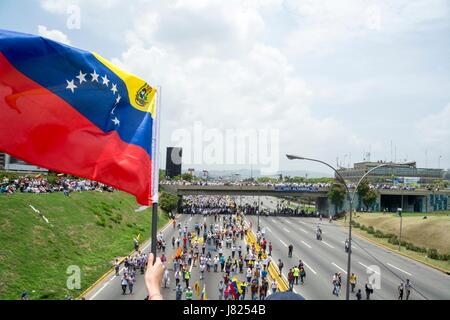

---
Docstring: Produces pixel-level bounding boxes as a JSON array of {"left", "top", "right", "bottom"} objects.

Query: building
[
  {"left": 165, "top": 147, "right": 182, "bottom": 179},
  {"left": 337, "top": 161, "right": 444, "bottom": 185},
  {"left": 0, "top": 152, "right": 48, "bottom": 173}
]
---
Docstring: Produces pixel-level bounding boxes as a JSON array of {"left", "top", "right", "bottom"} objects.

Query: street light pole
[
  {"left": 286, "top": 154, "right": 411, "bottom": 300},
  {"left": 398, "top": 208, "right": 403, "bottom": 251}
]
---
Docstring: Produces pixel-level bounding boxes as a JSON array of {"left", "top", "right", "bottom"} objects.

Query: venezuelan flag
[
  {"left": 0, "top": 30, "right": 157, "bottom": 205},
  {"left": 229, "top": 277, "right": 243, "bottom": 299},
  {"left": 200, "top": 285, "right": 207, "bottom": 300},
  {"left": 194, "top": 281, "right": 201, "bottom": 298}
]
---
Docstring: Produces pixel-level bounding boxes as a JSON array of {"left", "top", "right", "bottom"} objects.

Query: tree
[
  {"left": 181, "top": 173, "right": 193, "bottom": 182},
  {"left": 159, "top": 169, "right": 166, "bottom": 182},
  {"left": 159, "top": 191, "right": 179, "bottom": 213},
  {"left": 357, "top": 179, "right": 370, "bottom": 200},
  {"left": 327, "top": 183, "right": 346, "bottom": 215},
  {"left": 356, "top": 179, "right": 372, "bottom": 210},
  {"left": 362, "top": 189, "right": 378, "bottom": 211}
]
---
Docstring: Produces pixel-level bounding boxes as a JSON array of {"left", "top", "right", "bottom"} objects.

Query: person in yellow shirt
[
  {"left": 293, "top": 266, "right": 300, "bottom": 285},
  {"left": 350, "top": 273, "right": 357, "bottom": 293}
]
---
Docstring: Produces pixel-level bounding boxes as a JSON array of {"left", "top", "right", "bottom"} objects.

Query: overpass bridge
[{"left": 162, "top": 184, "right": 450, "bottom": 215}]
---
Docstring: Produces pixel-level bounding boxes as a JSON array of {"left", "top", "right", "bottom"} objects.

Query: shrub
[
  {"left": 367, "top": 226, "right": 375, "bottom": 234},
  {"left": 428, "top": 249, "right": 440, "bottom": 260},
  {"left": 374, "top": 230, "right": 385, "bottom": 238},
  {"left": 388, "top": 236, "right": 399, "bottom": 245}
]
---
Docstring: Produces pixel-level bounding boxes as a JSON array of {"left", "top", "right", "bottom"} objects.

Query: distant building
[
  {"left": 337, "top": 161, "right": 443, "bottom": 185},
  {"left": 0, "top": 152, "right": 48, "bottom": 173},
  {"left": 165, "top": 147, "right": 182, "bottom": 179}
]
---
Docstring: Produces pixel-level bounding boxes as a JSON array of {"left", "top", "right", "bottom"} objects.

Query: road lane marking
[
  {"left": 279, "top": 239, "right": 288, "bottom": 247},
  {"left": 303, "top": 261, "right": 317, "bottom": 275},
  {"left": 331, "top": 262, "right": 347, "bottom": 274},
  {"left": 89, "top": 215, "right": 184, "bottom": 300},
  {"left": 285, "top": 219, "right": 293, "bottom": 225},
  {"left": 266, "top": 227, "right": 272, "bottom": 232},
  {"left": 322, "top": 241, "right": 334, "bottom": 249},
  {"left": 283, "top": 227, "right": 291, "bottom": 233},
  {"left": 271, "top": 219, "right": 277, "bottom": 224},
  {"left": 295, "top": 256, "right": 317, "bottom": 275},
  {"left": 387, "top": 263, "right": 412, "bottom": 276},
  {"left": 301, "top": 241, "right": 312, "bottom": 249},
  {"left": 358, "top": 262, "right": 380, "bottom": 275},
  {"left": 89, "top": 282, "right": 109, "bottom": 300},
  {"left": 299, "top": 228, "right": 308, "bottom": 234}
]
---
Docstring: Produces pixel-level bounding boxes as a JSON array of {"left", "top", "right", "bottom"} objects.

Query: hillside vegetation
[
  {"left": 0, "top": 191, "right": 169, "bottom": 300},
  {"left": 352, "top": 212, "right": 450, "bottom": 254}
]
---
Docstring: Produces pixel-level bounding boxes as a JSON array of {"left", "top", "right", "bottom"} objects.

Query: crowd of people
[
  {"left": 107, "top": 193, "right": 417, "bottom": 301},
  {"left": 162, "top": 178, "right": 444, "bottom": 192},
  {"left": 0, "top": 175, "right": 114, "bottom": 195},
  {"left": 168, "top": 212, "right": 279, "bottom": 300},
  {"left": 117, "top": 252, "right": 148, "bottom": 295},
  {"left": 181, "top": 195, "right": 237, "bottom": 216}
]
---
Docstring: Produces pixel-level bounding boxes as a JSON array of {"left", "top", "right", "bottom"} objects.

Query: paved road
[
  {"left": 85, "top": 212, "right": 255, "bottom": 300},
  {"left": 86, "top": 196, "right": 450, "bottom": 300},
  {"left": 244, "top": 196, "right": 450, "bottom": 300}
]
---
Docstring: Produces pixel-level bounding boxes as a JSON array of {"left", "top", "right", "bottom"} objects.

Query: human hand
[{"left": 145, "top": 253, "right": 164, "bottom": 300}]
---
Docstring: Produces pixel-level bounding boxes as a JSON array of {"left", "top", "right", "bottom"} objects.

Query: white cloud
[
  {"left": 418, "top": 103, "right": 450, "bottom": 144},
  {"left": 283, "top": 0, "right": 449, "bottom": 56},
  {"left": 109, "top": 1, "right": 367, "bottom": 171},
  {"left": 37, "top": 25, "right": 71, "bottom": 45},
  {"left": 40, "top": 0, "right": 121, "bottom": 13},
  {"left": 36, "top": 0, "right": 450, "bottom": 170}
]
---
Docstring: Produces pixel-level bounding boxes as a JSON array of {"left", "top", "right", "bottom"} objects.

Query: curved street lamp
[{"left": 286, "top": 154, "right": 411, "bottom": 300}]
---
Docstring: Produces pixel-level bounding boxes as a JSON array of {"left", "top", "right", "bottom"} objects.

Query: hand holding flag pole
[{"left": 150, "top": 86, "right": 162, "bottom": 260}]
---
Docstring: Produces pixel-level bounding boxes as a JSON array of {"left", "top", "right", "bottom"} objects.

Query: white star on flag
[
  {"left": 76, "top": 71, "right": 87, "bottom": 84},
  {"left": 116, "top": 95, "right": 121, "bottom": 104},
  {"left": 102, "top": 75, "right": 110, "bottom": 87},
  {"left": 66, "top": 80, "right": 77, "bottom": 93},
  {"left": 112, "top": 117, "right": 120, "bottom": 126},
  {"left": 91, "top": 70, "right": 99, "bottom": 82},
  {"left": 111, "top": 84, "right": 118, "bottom": 95}
]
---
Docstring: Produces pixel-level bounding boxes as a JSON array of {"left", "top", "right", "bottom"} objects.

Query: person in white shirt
[{"left": 271, "top": 280, "right": 278, "bottom": 294}]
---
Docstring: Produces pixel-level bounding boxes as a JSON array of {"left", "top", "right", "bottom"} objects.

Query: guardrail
[{"left": 244, "top": 225, "right": 290, "bottom": 292}]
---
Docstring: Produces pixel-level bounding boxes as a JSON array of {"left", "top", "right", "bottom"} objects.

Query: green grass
[
  {"left": 0, "top": 191, "right": 169, "bottom": 300},
  {"left": 339, "top": 211, "right": 450, "bottom": 272}
]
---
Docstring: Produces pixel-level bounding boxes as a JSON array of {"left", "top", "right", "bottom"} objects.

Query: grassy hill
[
  {"left": 0, "top": 191, "right": 169, "bottom": 300},
  {"left": 352, "top": 212, "right": 450, "bottom": 254},
  {"left": 348, "top": 212, "right": 450, "bottom": 272}
]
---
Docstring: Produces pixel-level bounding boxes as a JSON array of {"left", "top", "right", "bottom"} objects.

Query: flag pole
[{"left": 150, "top": 86, "right": 162, "bottom": 258}]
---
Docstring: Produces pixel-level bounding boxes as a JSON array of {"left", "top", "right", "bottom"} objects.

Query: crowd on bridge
[{"left": 161, "top": 178, "right": 444, "bottom": 192}]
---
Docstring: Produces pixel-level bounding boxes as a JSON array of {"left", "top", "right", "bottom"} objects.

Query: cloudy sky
[{"left": 1, "top": 0, "right": 449, "bottom": 175}]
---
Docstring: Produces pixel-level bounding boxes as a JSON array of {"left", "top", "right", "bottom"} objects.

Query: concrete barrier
[{"left": 245, "top": 226, "right": 289, "bottom": 292}]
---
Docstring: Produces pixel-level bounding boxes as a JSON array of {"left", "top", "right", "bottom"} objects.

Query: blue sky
[{"left": 1, "top": 0, "right": 449, "bottom": 174}]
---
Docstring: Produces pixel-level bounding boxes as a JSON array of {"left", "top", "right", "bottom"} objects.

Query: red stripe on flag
[{"left": 0, "top": 53, "right": 152, "bottom": 205}]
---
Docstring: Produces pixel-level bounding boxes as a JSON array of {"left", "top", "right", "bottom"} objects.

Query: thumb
[{"left": 147, "top": 253, "right": 155, "bottom": 267}]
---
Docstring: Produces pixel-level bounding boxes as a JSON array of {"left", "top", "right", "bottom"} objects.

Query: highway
[
  {"left": 86, "top": 196, "right": 450, "bottom": 300},
  {"left": 85, "top": 212, "right": 254, "bottom": 300},
  {"left": 244, "top": 196, "right": 450, "bottom": 300}
]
